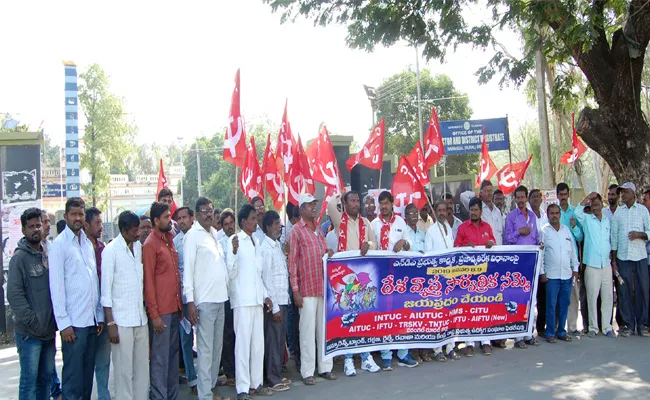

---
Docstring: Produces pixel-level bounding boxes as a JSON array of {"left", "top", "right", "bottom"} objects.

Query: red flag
[
  {"left": 346, "top": 119, "right": 385, "bottom": 171},
  {"left": 223, "top": 69, "right": 247, "bottom": 168},
  {"left": 240, "top": 136, "right": 263, "bottom": 200},
  {"left": 287, "top": 135, "right": 314, "bottom": 206},
  {"left": 306, "top": 124, "right": 343, "bottom": 189},
  {"left": 391, "top": 156, "right": 427, "bottom": 216},
  {"left": 406, "top": 141, "right": 430, "bottom": 188},
  {"left": 275, "top": 100, "right": 295, "bottom": 183},
  {"left": 475, "top": 127, "right": 498, "bottom": 188},
  {"left": 496, "top": 155, "right": 533, "bottom": 195},
  {"left": 423, "top": 107, "right": 445, "bottom": 168},
  {"left": 262, "top": 134, "right": 284, "bottom": 210},
  {"left": 318, "top": 185, "right": 339, "bottom": 224},
  {"left": 560, "top": 113, "right": 588, "bottom": 165},
  {"left": 156, "top": 159, "right": 178, "bottom": 216}
]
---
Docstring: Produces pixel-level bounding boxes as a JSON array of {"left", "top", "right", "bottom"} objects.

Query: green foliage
[
  {"left": 78, "top": 64, "right": 135, "bottom": 208},
  {"left": 374, "top": 68, "right": 474, "bottom": 175},
  {"left": 42, "top": 134, "right": 62, "bottom": 168}
]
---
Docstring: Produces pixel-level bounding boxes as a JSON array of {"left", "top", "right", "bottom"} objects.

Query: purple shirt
[{"left": 505, "top": 207, "right": 539, "bottom": 245}]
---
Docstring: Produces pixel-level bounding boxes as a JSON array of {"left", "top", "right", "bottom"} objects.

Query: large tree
[
  {"left": 78, "top": 64, "right": 134, "bottom": 207},
  {"left": 265, "top": 0, "right": 650, "bottom": 188},
  {"left": 375, "top": 68, "right": 474, "bottom": 174}
]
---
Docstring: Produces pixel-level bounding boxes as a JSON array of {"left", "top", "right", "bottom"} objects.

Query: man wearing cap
[
  {"left": 289, "top": 194, "right": 336, "bottom": 385},
  {"left": 611, "top": 182, "right": 650, "bottom": 337}
]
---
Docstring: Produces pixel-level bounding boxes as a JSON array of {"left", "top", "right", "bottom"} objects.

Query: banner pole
[
  {"left": 378, "top": 166, "right": 383, "bottom": 192},
  {"left": 235, "top": 166, "right": 239, "bottom": 233}
]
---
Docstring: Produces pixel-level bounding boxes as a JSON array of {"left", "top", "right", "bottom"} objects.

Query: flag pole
[{"left": 235, "top": 166, "right": 239, "bottom": 233}]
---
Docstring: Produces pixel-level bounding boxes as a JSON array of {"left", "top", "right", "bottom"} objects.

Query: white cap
[
  {"left": 299, "top": 194, "right": 318, "bottom": 207},
  {"left": 620, "top": 182, "right": 636, "bottom": 192}
]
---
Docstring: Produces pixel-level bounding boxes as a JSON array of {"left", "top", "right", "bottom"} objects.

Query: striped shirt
[
  {"left": 611, "top": 202, "right": 650, "bottom": 262},
  {"left": 289, "top": 219, "right": 327, "bottom": 297},
  {"left": 49, "top": 226, "right": 103, "bottom": 330},
  {"left": 260, "top": 236, "right": 290, "bottom": 314},
  {"left": 100, "top": 234, "right": 147, "bottom": 327}
]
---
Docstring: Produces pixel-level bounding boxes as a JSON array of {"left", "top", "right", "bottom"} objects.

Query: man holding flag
[{"left": 327, "top": 191, "right": 380, "bottom": 376}]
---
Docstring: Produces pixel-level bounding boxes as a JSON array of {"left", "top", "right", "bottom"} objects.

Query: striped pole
[{"left": 63, "top": 61, "right": 81, "bottom": 198}]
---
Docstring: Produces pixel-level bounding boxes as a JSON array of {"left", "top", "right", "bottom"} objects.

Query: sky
[{"left": 0, "top": 0, "right": 536, "bottom": 151}]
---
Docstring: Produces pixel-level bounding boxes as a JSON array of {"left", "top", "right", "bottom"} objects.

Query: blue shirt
[
  {"left": 574, "top": 205, "right": 611, "bottom": 268},
  {"left": 406, "top": 226, "right": 426, "bottom": 253},
  {"left": 173, "top": 231, "right": 187, "bottom": 304},
  {"left": 49, "top": 226, "right": 104, "bottom": 330},
  {"left": 559, "top": 204, "right": 584, "bottom": 244}
]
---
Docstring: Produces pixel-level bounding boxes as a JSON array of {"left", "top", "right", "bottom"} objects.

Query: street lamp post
[{"left": 363, "top": 85, "right": 377, "bottom": 126}]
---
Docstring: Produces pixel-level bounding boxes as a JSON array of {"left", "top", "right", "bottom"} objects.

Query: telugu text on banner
[{"left": 323, "top": 246, "right": 541, "bottom": 359}]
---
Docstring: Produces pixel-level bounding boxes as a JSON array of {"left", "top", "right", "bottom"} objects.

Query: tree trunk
[
  {"left": 535, "top": 40, "right": 554, "bottom": 189},
  {"left": 549, "top": 0, "right": 650, "bottom": 190}
]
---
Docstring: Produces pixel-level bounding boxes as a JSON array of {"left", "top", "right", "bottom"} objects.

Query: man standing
[
  {"left": 363, "top": 195, "right": 377, "bottom": 222},
  {"left": 574, "top": 193, "right": 615, "bottom": 338},
  {"left": 424, "top": 201, "right": 459, "bottom": 362},
  {"left": 504, "top": 185, "right": 539, "bottom": 348},
  {"left": 454, "top": 197, "right": 496, "bottom": 356},
  {"left": 643, "top": 189, "right": 650, "bottom": 326},
  {"left": 493, "top": 189, "right": 507, "bottom": 216},
  {"left": 371, "top": 191, "right": 417, "bottom": 369},
  {"left": 184, "top": 197, "right": 231, "bottom": 400},
  {"left": 540, "top": 204, "right": 579, "bottom": 343},
  {"left": 139, "top": 215, "right": 152, "bottom": 245},
  {"left": 417, "top": 201, "right": 433, "bottom": 233},
  {"left": 227, "top": 204, "right": 273, "bottom": 399},
  {"left": 158, "top": 188, "right": 179, "bottom": 236},
  {"left": 405, "top": 204, "right": 426, "bottom": 254},
  {"left": 8, "top": 208, "right": 57, "bottom": 399},
  {"left": 556, "top": 182, "right": 584, "bottom": 335},
  {"left": 172, "top": 207, "right": 198, "bottom": 395},
  {"left": 461, "top": 180, "right": 503, "bottom": 245},
  {"left": 289, "top": 195, "right": 337, "bottom": 385},
  {"left": 101, "top": 211, "right": 149, "bottom": 399},
  {"left": 611, "top": 182, "right": 650, "bottom": 337},
  {"left": 218, "top": 211, "right": 237, "bottom": 388},
  {"left": 85, "top": 207, "right": 109, "bottom": 400},
  {"left": 41, "top": 210, "right": 62, "bottom": 400},
  {"left": 370, "top": 191, "right": 412, "bottom": 253},
  {"left": 602, "top": 184, "right": 620, "bottom": 220},
  {"left": 260, "top": 211, "right": 292, "bottom": 392},
  {"left": 212, "top": 208, "right": 222, "bottom": 231},
  {"left": 326, "top": 191, "right": 380, "bottom": 376},
  {"left": 250, "top": 196, "right": 267, "bottom": 244},
  {"left": 49, "top": 197, "right": 104, "bottom": 399},
  {"left": 444, "top": 193, "right": 463, "bottom": 239},
  {"left": 528, "top": 189, "right": 548, "bottom": 336},
  {"left": 143, "top": 202, "right": 182, "bottom": 400}
]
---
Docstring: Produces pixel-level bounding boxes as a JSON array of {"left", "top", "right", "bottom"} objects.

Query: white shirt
[
  {"left": 540, "top": 223, "right": 579, "bottom": 279},
  {"left": 226, "top": 231, "right": 268, "bottom": 308},
  {"left": 602, "top": 206, "right": 616, "bottom": 220},
  {"left": 460, "top": 191, "right": 503, "bottom": 245},
  {"left": 326, "top": 230, "right": 339, "bottom": 251},
  {"left": 449, "top": 216, "right": 463, "bottom": 240},
  {"left": 370, "top": 214, "right": 412, "bottom": 251},
  {"left": 253, "top": 225, "right": 266, "bottom": 245},
  {"left": 260, "top": 236, "right": 290, "bottom": 314},
  {"left": 100, "top": 234, "right": 147, "bottom": 327},
  {"left": 424, "top": 221, "right": 454, "bottom": 252},
  {"left": 531, "top": 208, "right": 548, "bottom": 238},
  {"left": 49, "top": 226, "right": 104, "bottom": 330},
  {"left": 183, "top": 221, "right": 229, "bottom": 305},
  {"left": 216, "top": 229, "right": 226, "bottom": 242}
]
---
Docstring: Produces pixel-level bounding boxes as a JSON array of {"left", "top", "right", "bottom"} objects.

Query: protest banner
[{"left": 323, "top": 246, "right": 541, "bottom": 359}]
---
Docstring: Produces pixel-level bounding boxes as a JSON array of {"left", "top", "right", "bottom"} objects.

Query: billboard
[{"left": 439, "top": 118, "right": 509, "bottom": 155}]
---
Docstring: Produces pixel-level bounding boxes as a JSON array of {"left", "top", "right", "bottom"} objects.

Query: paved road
[{"left": 1, "top": 333, "right": 649, "bottom": 400}]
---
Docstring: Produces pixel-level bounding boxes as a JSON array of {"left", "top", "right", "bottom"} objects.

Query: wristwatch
[{"left": 107, "top": 321, "right": 116, "bottom": 327}]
